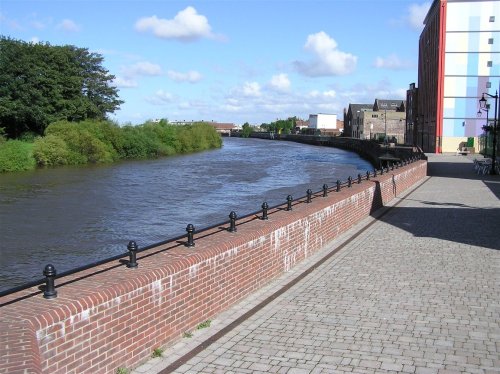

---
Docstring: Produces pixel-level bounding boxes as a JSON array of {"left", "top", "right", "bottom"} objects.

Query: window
[
  {"left": 487, "top": 82, "right": 492, "bottom": 88},
  {"left": 488, "top": 38, "right": 494, "bottom": 44},
  {"left": 372, "top": 114, "right": 378, "bottom": 118},
  {"left": 490, "top": 16, "right": 495, "bottom": 22},
  {"left": 487, "top": 61, "right": 493, "bottom": 67}
]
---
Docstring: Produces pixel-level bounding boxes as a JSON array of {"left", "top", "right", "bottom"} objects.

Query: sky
[{"left": 0, "top": 0, "right": 431, "bottom": 126}]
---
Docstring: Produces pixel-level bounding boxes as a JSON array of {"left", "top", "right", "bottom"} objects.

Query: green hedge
[{"left": 0, "top": 120, "right": 222, "bottom": 173}]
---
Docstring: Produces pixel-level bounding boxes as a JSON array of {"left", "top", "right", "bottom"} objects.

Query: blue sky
[{"left": 0, "top": 0, "right": 431, "bottom": 126}]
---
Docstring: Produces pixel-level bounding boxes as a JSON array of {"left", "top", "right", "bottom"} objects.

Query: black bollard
[
  {"left": 306, "top": 189, "right": 312, "bottom": 203},
  {"left": 348, "top": 176, "right": 352, "bottom": 188},
  {"left": 366, "top": 170, "right": 370, "bottom": 180},
  {"left": 43, "top": 264, "right": 57, "bottom": 299},
  {"left": 357, "top": 173, "right": 362, "bottom": 184},
  {"left": 261, "top": 202, "right": 269, "bottom": 220},
  {"left": 185, "top": 224, "right": 195, "bottom": 247},
  {"left": 286, "top": 195, "right": 293, "bottom": 211},
  {"left": 374, "top": 168, "right": 377, "bottom": 177},
  {"left": 380, "top": 167, "right": 384, "bottom": 175},
  {"left": 336, "top": 180, "right": 341, "bottom": 192},
  {"left": 322, "top": 184, "right": 328, "bottom": 197},
  {"left": 228, "top": 211, "right": 237, "bottom": 232},
  {"left": 127, "top": 240, "right": 138, "bottom": 268}
]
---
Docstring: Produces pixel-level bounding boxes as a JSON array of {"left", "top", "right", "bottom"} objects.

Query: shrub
[
  {"left": 45, "top": 121, "right": 114, "bottom": 164},
  {"left": 0, "top": 140, "right": 36, "bottom": 172},
  {"left": 32, "top": 134, "right": 70, "bottom": 166}
]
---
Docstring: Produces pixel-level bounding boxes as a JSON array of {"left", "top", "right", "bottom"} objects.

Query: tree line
[{"left": 0, "top": 120, "right": 222, "bottom": 172}]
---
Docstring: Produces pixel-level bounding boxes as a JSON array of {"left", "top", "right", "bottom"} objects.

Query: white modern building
[{"left": 308, "top": 114, "right": 338, "bottom": 130}]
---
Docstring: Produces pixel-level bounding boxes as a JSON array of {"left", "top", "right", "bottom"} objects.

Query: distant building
[
  {"left": 205, "top": 122, "right": 236, "bottom": 136},
  {"left": 344, "top": 100, "right": 406, "bottom": 143},
  {"left": 308, "top": 113, "right": 338, "bottom": 129},
  {"left": 414, "top": 0, "right": 500, "bottom": 153}
]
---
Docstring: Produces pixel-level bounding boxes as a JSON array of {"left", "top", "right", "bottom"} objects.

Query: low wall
[{"left": 0, "top": 160, "right": 427, "bottom": 374}]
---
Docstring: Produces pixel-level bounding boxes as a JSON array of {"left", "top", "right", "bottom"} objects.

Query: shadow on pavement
[
  {"left": 376, "top": 205, "right": 500, "bottom": 251},
  {"left": 426, "top": 160, "right": 500, "bottom": 200}
]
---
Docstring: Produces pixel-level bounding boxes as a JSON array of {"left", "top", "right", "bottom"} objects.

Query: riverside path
[{"left": 132, "top": 154, "right": 500, "bottom": 374}]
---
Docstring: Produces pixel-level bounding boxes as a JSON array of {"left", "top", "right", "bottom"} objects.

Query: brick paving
[{"left": 132, "top": 154, "right": 500, "bottom": 374}]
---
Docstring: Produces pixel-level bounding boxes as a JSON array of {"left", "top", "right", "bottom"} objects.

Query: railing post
[
  {"left": 348, "top": 176, "right": 352, "bottom": 187},
  {"left": 366, "top": 170, "right": 370, "bottom": 180},
  {"left": 185, "top": 224, "right": 195, "bottom": 247},
  {"left": 261, "top": 202, "right": 269, "bottom": 220},
  {"left": 306, "top": 189, "right": 312, "bottom": 203},
  {"left": 43, "top": 264, "right": 57, "bottom": 299},
  {"left": 286, "top": 195, "right": 293, "bottom": 211},
  {"left": 127, "top": 240, "right": 138, "bottom": 268},
  {"left": 380, "top": 167, "right": 384, "bottom": 175},
  {"left": 357, "top": 173, "right": 362, "bottom": 184},
  {"left": 322, "top": 184, "right": 328, "bottom": 197},
  {"left": 336, "top": 180, "right": 341, "bottom": 192},
  {"left": 228, "top": 211, "right": 237, "bottom": 232},
  {"left": 374, "top": 169, "right": 377, "bottom": 177}
]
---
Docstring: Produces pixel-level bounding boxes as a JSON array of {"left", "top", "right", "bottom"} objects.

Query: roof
[
  {"left": 207, "top": 122, "right": 236, "bottom": 129},
  {"left": 348, "top": 104, "right": 373, "bottom": 116},
  {"left": 374, "top": 99, "right": 406, "bottom": 112}
]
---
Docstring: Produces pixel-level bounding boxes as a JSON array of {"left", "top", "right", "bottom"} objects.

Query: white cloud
[
  {"left": 294, "top": 31, "right": 357, "bottom": 77},
  {"left": 0, "top": 12, "right": 22, "bottom": 30},
  {"left": 135, "top": 6, "right": 217, "bottom": 41},
  {"left": 113, "top": 77, "right": 138, "bottom": 88},
  {"left": 239, "top": 82, "right": 261, "bottom": 97},
  {"left": 373, "top": 54, "right": 414, "bottom": 70},
  {"left": 407, "top": 2, "right": 431, "bottom": 30},
  {"left": 269, "top": 73, "right": 291, "bottom": 92},
  {"left": 124, "top": 61, "right": 163, "bottom": 77},
  {"left": 147, "top": 90, "right": 176, "bottom": 105},
  {"left": 167, "top": 70, "right": 203, "bottom": 83},
  {"left": 30, "top": 36, "right": 40, "bottom": 44},
  {"left": 56, "top": 19, "right": 80, "bottom": 32}
]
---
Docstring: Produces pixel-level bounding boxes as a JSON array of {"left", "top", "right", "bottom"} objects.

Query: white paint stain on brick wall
[{"left": 151, "top": 279, "right": 162, "bottom": 305}]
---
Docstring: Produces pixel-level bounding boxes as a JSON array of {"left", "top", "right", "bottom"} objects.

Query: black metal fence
[{"left": 0, "top": 155, "right": 424, "bottom": 304}]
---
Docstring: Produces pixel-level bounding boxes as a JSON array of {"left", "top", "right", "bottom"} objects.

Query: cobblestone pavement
[{"left": 132, "top": 154, "right": 500, "bottom": 374}]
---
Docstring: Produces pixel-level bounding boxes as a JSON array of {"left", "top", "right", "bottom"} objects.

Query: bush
[
  {"left": 45, "top": 121, "right": 114, "bottom": 164},
  {"left": 0, "top": 140, "right": 36, "bottom": 172},
  {"left": 32, "top": 134, "right": 71, "bottom": 166}
]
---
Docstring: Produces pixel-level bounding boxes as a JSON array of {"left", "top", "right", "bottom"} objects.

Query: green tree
[
  {"left": 241, "top": 122, "right": 253, "bottom": 137},
  {"left": 0, "top": 37, "right": 123, "bottom": 138}
]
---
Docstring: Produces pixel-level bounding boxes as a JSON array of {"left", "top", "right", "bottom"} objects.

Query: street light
[{"left": 479, "top": 85, "right": 499, "bottom": 175}]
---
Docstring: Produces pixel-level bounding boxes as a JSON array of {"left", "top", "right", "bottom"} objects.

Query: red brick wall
[{"left": 0, "top": 161, "right": 427, "bottom": 374}]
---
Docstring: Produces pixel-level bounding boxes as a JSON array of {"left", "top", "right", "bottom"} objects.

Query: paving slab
[{"left": 132, "top": 154, "right": 500, "bottom": 374}]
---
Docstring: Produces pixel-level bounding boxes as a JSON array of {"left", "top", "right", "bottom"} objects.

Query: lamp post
[
  {"left": 479, "top": 86, "right": 498, "bottom": 175},
  {"left": 477, "top": 104, "right": 489, "bottom": 155},
  {"left": 384, "top": 109, "right": 387, "bottom": 144}
]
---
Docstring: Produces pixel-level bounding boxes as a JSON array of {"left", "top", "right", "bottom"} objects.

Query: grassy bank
[{"left": 0, "top": 120, "right": 222, "bottom": 173}]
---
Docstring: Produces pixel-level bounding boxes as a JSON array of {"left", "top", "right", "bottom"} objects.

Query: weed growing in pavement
[
  {"left": 196, "top": 320, "right": 211, "bottom": 330},
  {"left": 152, "top": 347, "right": 164, "bottom": 358},
  {"left": 183, "top": 331, "right": 193, "bottom": 338},
  {"left": 116, "top": 368, "right": 129, "bottom": 374}
]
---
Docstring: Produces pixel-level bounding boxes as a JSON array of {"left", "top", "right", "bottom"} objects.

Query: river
[{"left": 0, "top": 137, "right": 373, "bottom": 292}]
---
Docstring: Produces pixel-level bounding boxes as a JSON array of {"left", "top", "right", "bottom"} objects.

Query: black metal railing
[{"left": 0, "top": 155, "right": 423, "bottom": 303}]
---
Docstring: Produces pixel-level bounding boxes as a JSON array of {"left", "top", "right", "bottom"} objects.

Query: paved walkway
[{"left": 132, "top": 154, "right": 500, "bottom": 374}]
